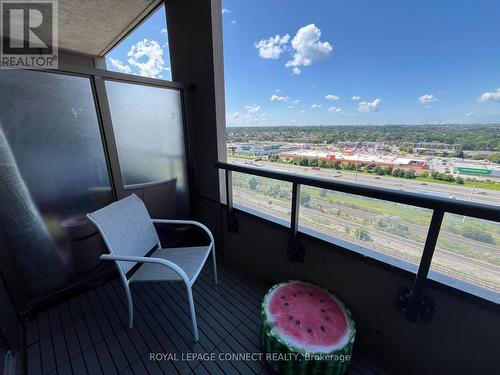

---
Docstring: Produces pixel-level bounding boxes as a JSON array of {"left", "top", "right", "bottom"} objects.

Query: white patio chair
[{"left": 87, "top": 193, "right": 217, "bottom": 342}]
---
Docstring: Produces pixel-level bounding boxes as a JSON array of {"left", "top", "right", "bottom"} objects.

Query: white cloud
[
  {"left": 245, "top": 105, "right": 260, "bottom": 113},
  {"left": 285, "top": 24, "right": 332, "bottom": 72},
  {"left": 351, "top": 95, "right": 361, "bottom": 100},
  {"left": 299, "top": 110, "right": 305, "bottom": 114},
  {"left": 418, "top": 94, "right": 438, "bottom": 104},
  {"left": 358, "top": 98, "right": 381, "bottom": 112},
  {"left": 160, "top": 28, "right": 167, "bottom": 36},
  {"left": 287, "top": 105, "right": 295, "bottom": 109},
  {"left": 328, "top": 106, "right": 343, "bottom": 113},
  {"left": 292, "top": 67, "right": 301, "bottom": 75},
  {"left": 222, "top": 8, "right": 230, "bottom": 14},
  {"left": 231, "top": 20, "right": 237, "bottom": 25},
  {"left": 478, "top": 88, "right": 500, "bottom": 102},
  {"left": 255, "top": 34, "right": 290, "bottom": 59},
  {"left": 465, "top": 112, "right": 474, "bottom": 117},
  {"left": 229, "top": 106, "right": 267, "bottom": 125},
  {"left": 275, "top": 89, "right": 281, "bottom": 92},
  {"left": 325, "top": 94, "right": 339, "bottom": 101},
  {"left": 311, "top": 104, "right": 322, "bottom": 108},
  {"left": 127, "top": 39, "right": 165, "bottom": 78},
  {"left": 291, "top": 99, "right": 300, "bottom": 105},
  {"left": 270, "top": 94, "right": 289, "bottom": 102},
  {"left": 109, "top": 58, "right": 132, "bottom": 74}
]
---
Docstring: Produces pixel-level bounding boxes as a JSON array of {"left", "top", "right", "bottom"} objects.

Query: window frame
[{"left": 31, "top": 60, "right": 193, "bottom": 206}]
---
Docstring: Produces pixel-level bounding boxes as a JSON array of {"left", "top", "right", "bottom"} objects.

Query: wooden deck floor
[{"left": 25, "top": 259, "right": 392, "bottom": 375}]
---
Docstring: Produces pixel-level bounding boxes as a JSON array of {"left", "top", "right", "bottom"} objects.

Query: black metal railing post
[
  {"left": 288, "top": 182, "right": 305, "bottom": 262},
  {"left": 225, "top": 169, "right": 238, "bottom": 232},
  {"left": 398, "top": 209, "right": 445, "bottom": 322}
]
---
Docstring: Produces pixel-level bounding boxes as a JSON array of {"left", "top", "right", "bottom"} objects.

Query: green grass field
[{"left": 414, "top": 176, "right": 500, "bottom": 191}]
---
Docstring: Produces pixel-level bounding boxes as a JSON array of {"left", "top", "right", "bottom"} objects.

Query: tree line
[
  {"left": 227, "top": 124, "right": 500, "bottom": 151},
  {"left": 271, "top": 155, "right": 466, "bottom": 184}
]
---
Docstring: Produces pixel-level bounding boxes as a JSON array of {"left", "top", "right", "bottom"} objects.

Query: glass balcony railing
[{"left": 219, "top": 161, "right": 500, "bottom": 316}]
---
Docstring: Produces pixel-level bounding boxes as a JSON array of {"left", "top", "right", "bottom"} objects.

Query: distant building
[
  {"left": 234, "top": 144, "right": 281, "bottom": 156},
  {"left": 452, "top": 161, "right": 500, "bottom": 178},
  {"left": 408, "top": 142, "right": 458, "bottom": 154},
  {"left": 280, "top": 150, "right": 427, "bottom": 169}
]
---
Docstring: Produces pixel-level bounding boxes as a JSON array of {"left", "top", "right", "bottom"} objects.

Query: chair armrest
[
  {"left": 100, "top": 253, "right": 190, "bottom": 285},
  {"left": 151, "top": 219, "right": 214, "bottom": 248}
]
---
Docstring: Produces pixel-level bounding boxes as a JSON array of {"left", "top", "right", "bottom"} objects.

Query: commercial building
[
  {"left": 453, "top": 161, "right": 500, "bottom": 178},
  {"left": 280, "top": 149, "right": 427, "bottom": 169},
  {"left": 231, "top": 143, "right": 281, "bottom": 156}
]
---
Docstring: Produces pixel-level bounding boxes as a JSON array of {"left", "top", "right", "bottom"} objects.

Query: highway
[{"left": 228, "top": 157, "right": 500, "bottom": 206}]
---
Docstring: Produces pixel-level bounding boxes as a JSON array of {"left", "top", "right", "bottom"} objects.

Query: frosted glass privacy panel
[
  {"left": 105, "top": 81, "right": 189, "bottom": 217},
  {"left": 0, "top": 70, "right": 113, "bottom": 210},
  {"left": 0, "top": 69, "right": 114, "bottom": 298}
]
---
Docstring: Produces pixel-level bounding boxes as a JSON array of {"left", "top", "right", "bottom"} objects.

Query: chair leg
[
  {"left": 186, "top": 285, "right": 199, "bottom": 342},
  {"left": 212, "top": 245, "right": 218, "bottom": 285},
  {"left": 124, "top": 282, "right": 134, "bottom": 329}
]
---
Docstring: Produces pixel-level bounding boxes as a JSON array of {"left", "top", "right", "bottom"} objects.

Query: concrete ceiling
[{"left": 58, "top": 0, "right": 161, "bottom": 56}]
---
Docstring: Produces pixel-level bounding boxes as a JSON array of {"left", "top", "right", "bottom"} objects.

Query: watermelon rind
[{"left": 261, "top": 281, "right": 356, "bottom": 375}]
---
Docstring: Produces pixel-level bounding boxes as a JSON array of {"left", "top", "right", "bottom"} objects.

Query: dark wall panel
[{"left": 223, "top": 212, "right": 500, "bottom": 374}]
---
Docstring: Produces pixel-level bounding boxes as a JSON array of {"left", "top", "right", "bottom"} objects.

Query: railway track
[
  {"left": 308, "top": 196, "right": 500, "bottom": 257},
  {"left": 233, "top": 187, "right": 500, "bottom": 292}
]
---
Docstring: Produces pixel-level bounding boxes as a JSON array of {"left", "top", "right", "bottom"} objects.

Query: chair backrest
[{"left": 87, "top": 194, "right": 159, "bottom": 274}]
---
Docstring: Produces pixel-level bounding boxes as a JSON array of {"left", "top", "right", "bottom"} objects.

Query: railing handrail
[{"left": 216, "top": 161, "right": 500, "bottom": 222}]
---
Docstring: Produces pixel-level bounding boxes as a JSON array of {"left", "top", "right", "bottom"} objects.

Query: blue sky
[
  {"left": 107, "top": 1, "right": 500, "bottom": 126},
  {"left": 107, "top": 7, "right": 171, "bottom": 80}
]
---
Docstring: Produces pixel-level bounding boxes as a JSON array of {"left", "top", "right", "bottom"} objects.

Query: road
[{"left": 228, "top": 157, "right": 500, "bottom": 206}]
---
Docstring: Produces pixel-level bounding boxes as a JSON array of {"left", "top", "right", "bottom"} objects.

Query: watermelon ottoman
[{"left": 261, "top": 281, "right": 355, "bottom": 375}]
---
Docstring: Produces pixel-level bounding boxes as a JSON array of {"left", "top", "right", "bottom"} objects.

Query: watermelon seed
[
  {"left": 324, "top": 316, "right": 330, "bottom": 320},
  {"left": 280, "top": 295, "right": 286, "bottom": 299},
  {"left": 295, "top": 320, "right": 300, "bottom": 325},
  {"left": 293, "top": 294, "right": 297, "bottom": 297},
  {"left": 320, "top": 325, "right": 325, "bottom": 332},
  {"left": 284, "top": 302, "right": 289, "bottom": 307},
  {"left": 320, "top": 308, "right": 325, "bottom": 313},
  {"left": 320, "top": 299, "right": 324, "bottom": 303},
  {"left": 288, "top": 316, "right": 293, "bottom": 321},
  {"left": 307, "top": 328, "right": 313, "bottom": 334}
]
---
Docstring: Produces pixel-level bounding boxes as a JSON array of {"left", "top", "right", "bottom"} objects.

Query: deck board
[{"left": 26, "top": 258, "right": 392, "bottom": 375}]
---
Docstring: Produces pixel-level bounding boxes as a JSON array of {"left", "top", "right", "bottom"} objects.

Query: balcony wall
[{"left": 222, "top": 210, "right": 500, "bottom": 375}]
